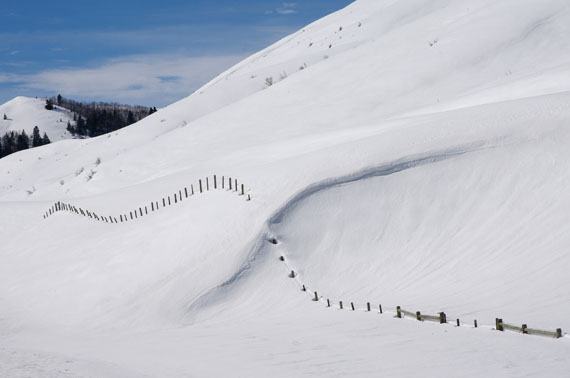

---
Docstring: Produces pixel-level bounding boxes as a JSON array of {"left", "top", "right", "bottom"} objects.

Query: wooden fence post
[
  {"left": 168, "top": 196, "right": 171, "bottom": 205},
  {"left": 522, "top": 324, "right": 528, "bottom": 334},
  {"left": 556, "top": 329, "right": 562, "bottom": 338},
  {"left": 229, "top": 178, "right": 232, "bottom": 190},
  {"left": 235, "top": 179, "right": 238, "bottom": 191},
  {"left": 241, "top": 184, "right": 244, "bottom": 195},
  {"left": 379, "top": 304, "right": 383, "bottom": 314},
  {"left": 327, "top": 299, "right": 331, "bottom": 307},
  {"left": 340, "top": 301, "right": 343, "bottom": 310},
  {"left": 214, "top": 175, "right": 217, "bottom": 189},
  {"left": 439, "top": 312, "right": 447, "bottom": 324},
  {"left": 247, "top": 194, "right": 251, "bottom": 201},
  {"left": 351, "top": 302, "right": 355, "bottom": 311},
  {"left": 314, "top": 292, "right": 318, "bottom": 301},
  {"left": 279, "top": 256, "right": 285, "bottom": 261},
  {"left": 139, "top": 208, "right": 143, "bottom": 216},
  {"left": 163, "top": 198, "right": 166, "bottom": 207},
  {"left": 456, "top": 319, "right": 460, "bottom": 327},
  {"left": 474, "top": 320, "right": 477, "bottom": 328},
  {"left": 367, "top": 302, "right": 371, "bottom": 312},
  {"left": 396, "top": 306, "right": 401, "bottom": 318},
  {"left": 302, "top": 285, "right": 306, "bottom": 291},
  {"left": 179, "top": 190, "right": 182, "bottom": 200},
  {"left": 191, "top": 185, "right": 194, "bottom": 195},
  {"left": 206, "top": 177, "right": 209, "bottom": 191},
  {"left": 175, "top": 193, "right": 178, "bottom": 203},
  {"left": 222, "top": 176, "right": 225, "bottom": 189},
  {"left": 199, "top": 180, "right": 203, "bottom": 193},
  {"left": 496, "top": 318, "right": 503, "bottom": 331},
  {"left": 416, "top": 311, "right": 422, "bottom": 321},
  {"left": 130, "top": 212, "right": 133, "bottom": 220},
  {"left": 185, "top": 188, "right": 188, "bottom": 198},
  {"left": 289, "top": 270, "right": 295, "bottom": 278}
]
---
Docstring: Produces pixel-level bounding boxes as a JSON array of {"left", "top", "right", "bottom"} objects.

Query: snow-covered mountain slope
[
  {"left": 2, "top": 0, "right": 570, "bottom": 377},
  {"left": 0, "top": 96, "right": 74, "bottom": 141}
]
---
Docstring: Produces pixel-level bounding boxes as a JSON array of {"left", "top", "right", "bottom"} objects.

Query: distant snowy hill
[
  {"left": 1, "top": 1, "right": 570, "bottom": 377},
  {"left": 0, "top": 96, "right": 74, "bottom": 141}
]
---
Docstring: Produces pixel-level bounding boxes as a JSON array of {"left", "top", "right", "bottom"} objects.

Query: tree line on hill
[
  {"left": 0, "top": 126, "right": 51, "bottom": 159},
  {"left": 0, "top": 95, "right": 157, "bottom": 159},
  {"left": 49, "top": 95, "right": 157, "bottom": 137}
]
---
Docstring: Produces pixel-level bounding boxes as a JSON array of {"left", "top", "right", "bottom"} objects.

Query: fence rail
[
  {"left": 495, "top": 318, "right": 562, "bottom": 338},
  {"left": 280, "top": 258, "right": 564, "bottom": 342},
  {"left": 43, "top": 174, "right": 252, "bottom": 223}
]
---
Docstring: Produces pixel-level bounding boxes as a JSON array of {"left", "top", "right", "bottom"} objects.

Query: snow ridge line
[
  {"left": 186, "top": 139, "right": 507, "bottom": 314},
  {"left": 42, "top": 174, "right": 252, "bottom": 223},
  {"left": 189, "top": 137, "right": 566, "bottom": 339}
]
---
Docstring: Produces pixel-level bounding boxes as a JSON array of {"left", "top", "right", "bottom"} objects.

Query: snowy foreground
[{"left": 2, "top": 0, "right": 570, "bottom": 376}]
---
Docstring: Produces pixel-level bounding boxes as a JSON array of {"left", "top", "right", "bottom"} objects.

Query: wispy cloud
[
  {"left": 6, "top": 54, "right": 245, "bottom": 106},
  {"left": 8, "top": 50, "right": 21, "bottom": 56},
  {"left": 267, "top": 2, "right": 298, "bottom": 15}
]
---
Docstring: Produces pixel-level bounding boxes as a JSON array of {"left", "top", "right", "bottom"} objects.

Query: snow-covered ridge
[
  {"left": 2, "top": 0, "right": 570, "bottom": 376},
  {"left": 0, "top": 96, "right": 74, "bottom": 141}
]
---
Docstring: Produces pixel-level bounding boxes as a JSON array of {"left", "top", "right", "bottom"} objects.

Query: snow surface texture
[
  {"left": 2, "top": 0, "right": 570, "bottom": 376},
  {"left": 0, "top": 96, "right": 74, "bottom": 141}
]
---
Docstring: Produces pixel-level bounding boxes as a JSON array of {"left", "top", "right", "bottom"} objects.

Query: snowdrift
[{"left": 1, "top": 0, "right": 570, "bottom": 377}]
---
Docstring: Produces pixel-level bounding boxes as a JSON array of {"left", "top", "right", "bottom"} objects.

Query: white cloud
[
  {"left": 13, "top": 54, "right": 245, "bottom": 106},
  {"left": 0, "top": 73, "right": 19, "bottom": 83},
  {"left": 271, "top": 2, "right": 298, "bottom": 15},
  {"left": 277, "top": 9, "right": 297, "bottom": 15}
]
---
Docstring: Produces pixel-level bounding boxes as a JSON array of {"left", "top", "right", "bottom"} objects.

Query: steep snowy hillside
[
  {"left": 0, "top": 96, "right": 74, "bottom": 141},
  {"left": 1, "top": 0, "right": 570, "bottom": 377}
]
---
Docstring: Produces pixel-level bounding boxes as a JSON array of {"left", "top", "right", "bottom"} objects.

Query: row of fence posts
[
  {"left": 282, "top": 257, "right": 563, "bottom": 340},
  {"left": 43, "top": 175, "right": 252, "bottom": 222}
]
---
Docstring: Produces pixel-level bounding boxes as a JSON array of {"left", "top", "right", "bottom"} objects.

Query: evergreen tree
[
  {"left": 32, "top": 126, "right": 43, "bottom": 147},
  {"left": 16, "top": 130, "right": 30, "bottom": 150},
  {"left": 127, "top": 110, "right": 135, "bottom": 124},
  {"left": 41, "top": 132, "right": 51, "bottom": 145},
  {"left": 45, "top": 99, "right": 54, "bottom": 110},
  {"left": 2, "top": 132, "right": 15, "bottom": 155},
  {"left": 76, "top": 117, "right": 86, "bottom": 136},
  {"left": 3, "top": 113, "right": 7, "bottom": 120},
  {"left": 57, "top": 94, "right": 62, "bottom": 105},
  {"left": 66, "top": 120, "right": 75, "bottom": 135}
]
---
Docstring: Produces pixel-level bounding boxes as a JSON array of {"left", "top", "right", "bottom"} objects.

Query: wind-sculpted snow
[
  {"left": 2, "top": 0, "right": 570, "bottom": 376},
  {"left": 186, "top": 140, "right": 504, "bottom": 313}
]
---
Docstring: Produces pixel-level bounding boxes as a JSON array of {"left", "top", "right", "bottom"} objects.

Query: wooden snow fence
[
  {"left": 396, "top": 306, "right": 447, "bottom": 324},
  {"left": 284, "top": 262, "right": 565, "bottom": 342},
  {"left": 43, "top": 175, "right": 252, "bottom": 223},
  {"left": 495, "top": 318, "right": 562, "bottom": 339}
]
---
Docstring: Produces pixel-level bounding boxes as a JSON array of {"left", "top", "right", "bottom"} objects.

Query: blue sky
[{"left": 0, "top": 0, "right": 353, "bottom": 107}]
